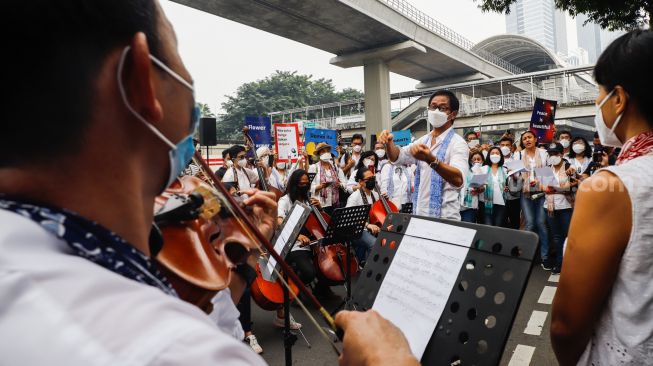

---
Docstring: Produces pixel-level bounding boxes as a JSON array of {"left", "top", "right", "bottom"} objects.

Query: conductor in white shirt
[{"left": 378, "top": 90, "right": 469, "bottom": 220}]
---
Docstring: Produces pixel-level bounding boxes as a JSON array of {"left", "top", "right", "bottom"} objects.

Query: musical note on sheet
[{"left": 372, "top": 222, "right": 476, "bottom": 359}]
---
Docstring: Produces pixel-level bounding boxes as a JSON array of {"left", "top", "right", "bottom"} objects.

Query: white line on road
[
  {"left": 548, "top": 273, "right": 560, "bottom": 283},
  {"left": 538, "top": 286, "right": 557, "bottom": 305},
  {"left": 524, "top": 310, "right": 548, "bottom": 335},
  {"left": 508, "top": 344, "right": 536, "bottom": 366}
]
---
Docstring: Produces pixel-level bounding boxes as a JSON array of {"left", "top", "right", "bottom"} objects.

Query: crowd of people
[{"left": 2, "top": 1, "right": 653, "bottom": 365}]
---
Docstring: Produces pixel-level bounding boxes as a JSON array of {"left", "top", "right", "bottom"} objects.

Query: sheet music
[
  {"left": 404, "top": 217, "right": 477, "bottom": 248},
  {"left": 505, "top": 159, "right": 526, "bottom": 176},
  {"left": 372, "top": 235, "right": 471, "bottom": 359},
  {"left": 469, "top": 173, "right": 488, "bottom": 188},
  {"left": 265, "top": 204, "right": 307, "bottom": 279},
  {"left": 534, "top": 167, "right": 554, "bottom": 178}
]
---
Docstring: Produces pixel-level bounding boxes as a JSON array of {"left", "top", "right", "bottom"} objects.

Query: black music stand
[
  {"left": 400, "top": 202, "right": 413, "bottom": 214},
  {"left": 259, "top": 202, "right": 311, "bottom": 366},
  {"left": 322, "top": 204, "right": 370, "bottom": 312},
  {"left": 352, "top": 213, "right": 538, "bottom": 365}
]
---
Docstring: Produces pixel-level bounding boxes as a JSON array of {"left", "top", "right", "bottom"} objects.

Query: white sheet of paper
[
  {"left": 266, "top": 205, "right": 306, "bottom": 277},
  {"left": 540, "top": 176, "right": 558, "bottom": 187},
  {"left": 371, "top": 218, "right": 477, "bottom": 359},
  {"left": 469, "top": 173, "right": 488, "bottom": 188},
  {"left": 505, "top": 159, "right": 526, "bottom": 175},
  {"left": 534, "top": 167, "right": 554, "bottom": 178}
]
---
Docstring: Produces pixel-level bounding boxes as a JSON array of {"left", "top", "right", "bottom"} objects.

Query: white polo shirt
[
  {"left": 0, "top": 209, "right": 266, "bottom": 366},
  {"left": 395, "top": 127, "right": 469, "bottom": 220}
]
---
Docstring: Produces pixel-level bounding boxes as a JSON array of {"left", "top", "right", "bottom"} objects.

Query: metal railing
[{"left": 377, "top": 0, "right": 526, "bottom": 74}]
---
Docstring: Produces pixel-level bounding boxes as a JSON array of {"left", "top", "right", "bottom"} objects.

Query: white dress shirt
[
  {"left": 0, "top": 209, "right": 265, "bottom": 366},
  {"left": 395, "top": 127, "right": 469, "bottom": 220},
  {"left": 221, "top": 167, "right": 259, "bottom": 190},
  {"left": 346, "top": 190, "right": 379, "bottom": 207},
  {"left": 379, "top": 163, "right": 413, "bottom": 206}
]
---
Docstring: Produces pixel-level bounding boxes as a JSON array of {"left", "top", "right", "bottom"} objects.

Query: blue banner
[
  {"left": 244, "top": 116, "right": 272, "bottom": 149},
  {"left": 304, "top": 128, "right": 338, "bottom": 157},
  {"left": 392, "top": 130, "right": 412, "bottom": 147}
]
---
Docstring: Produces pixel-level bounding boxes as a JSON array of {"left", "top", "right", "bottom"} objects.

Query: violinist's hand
[
  {"left": 297, "top": 234, "right": 311, "bottom": 247},
  {"left": 367, "top": 224, "right": 380, "bottom": 236},
  {"left": 410, "top": 144, "right": 434, "bottom": 164},
  {"left": 309, "top": 197, "right": 321, "bottom": 208},
  {"left": 336, "top": 310, "right": 419, "bottom": 366},
  {"left": 241, "top": 189, "right": 278, "bottom": 241},
  {"left": 565, "top": 166, "right": 576, "bottom": 176}
]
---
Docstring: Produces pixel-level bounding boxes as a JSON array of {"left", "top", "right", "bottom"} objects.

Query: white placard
[{"left": 274, "top": 123, "right": 300, "bottom": 163}]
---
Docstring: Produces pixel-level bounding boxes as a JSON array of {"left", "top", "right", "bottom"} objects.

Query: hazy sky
[{"left": 159, "top": 0, "right": 577, "bottom": 114}]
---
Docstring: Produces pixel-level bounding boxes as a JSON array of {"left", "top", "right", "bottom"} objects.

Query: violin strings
[{"left": 192, "top": 155, "right": 342, "bottom": 356}]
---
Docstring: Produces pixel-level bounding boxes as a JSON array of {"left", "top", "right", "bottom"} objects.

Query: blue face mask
[{"left": 117, "top": 46, "right": 200, "bottom": 190}]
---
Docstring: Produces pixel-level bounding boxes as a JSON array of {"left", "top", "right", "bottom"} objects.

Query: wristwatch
[{"left": 429, "top": 158, "right": 441, "bottom": 170}]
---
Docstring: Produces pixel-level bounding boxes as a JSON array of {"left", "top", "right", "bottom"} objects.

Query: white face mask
[
  {"left": 363, "top": 158, "right": 374, "bottom": 167},
  {"left": 276, "top": 162, "right": 286, "bottom": 170},
  {"left": 500, "top": 146, "right": 511, "bottom": 156},
  {"left": 427, "top": 109, "right": 449, "bottom": 128},
  {"left": 489, "top": 154, "right": 501, "bottom": 164},
  {"left": 237, "top": 158, "right": 247, "bottom": 168},
  {"left": 594, "top": 89, "right": 625, "bottom": 147},
  {"left": 375, "top": 149, "right": 386, "bottom": 159},
  {"left": 225, "top": 160, "right": 233, "bottom": 168},
  {"left": 548, "top": 156, "right": 562, "bottom": 166},
  {"left": 559, "top": 139, "right": 570, "bottom": 148},
  {"left": 320, "top": 152, "right": 332, "bottom": 162},
  {"left": 352, "top": 145, "right": 362, "bottom": 153},
  {"left": 572, "top": 144, "right": 585, "bottom": 154},
  {"left": 467, "top": 139, "right": 479, "bottom": 149},
  {"left": 472, "top": 162, "right": 483, "bottom": 173}
]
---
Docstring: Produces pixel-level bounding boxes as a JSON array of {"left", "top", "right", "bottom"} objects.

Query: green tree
[
  {"left": 198, "top": 102, "right": 215, "bottom": 117},
  {"left": 219, "top": 71, "right": 364, "bottom": 139},
  {"left": 475, "top": 0, "right": 651, "bottom": 30}
]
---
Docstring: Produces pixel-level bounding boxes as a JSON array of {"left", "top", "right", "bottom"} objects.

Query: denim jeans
[
  {"left": 546, "top": 208, "right": 573, "bottom": 268},
  {"left": 506, "top": 198, "right": 522, "bottom": 229},
  {"left": 483, "top": 204, "right": 506, "bottom": 227},
  {"left": 460, "top": 208, "right": 478, "bottom": 223},
  {"left": 353, "top": 230, "right": 376, "bottom": 264},
  {"left": 521, "top": 195, "right": 549, "bottom": 261}
]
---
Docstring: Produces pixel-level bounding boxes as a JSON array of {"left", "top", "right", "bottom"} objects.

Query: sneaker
[
  {"left": 273, "top": 313, "right": 302, "bottom": 330},
  {"left": 541, "top": 262, "right": 553, "bottom": 271},
  {"left": 244, "top": 335, "right": 263, "bottom": 354},
  {"left": 552, "top": 266, "right": 561, "bottom": 274}
]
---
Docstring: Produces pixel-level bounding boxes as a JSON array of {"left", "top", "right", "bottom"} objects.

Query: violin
[
  {"left": 243, "top": 127, "right": 284, "bottom": 200},
  {"left": 369, "top": 181, "right": 398, "bottom": 227},
  {"left": 304, "top": 200, "right": 359, "bottom": 283},
  {"left": 153, "top": 175, "right": 246, "bottom": 313}
]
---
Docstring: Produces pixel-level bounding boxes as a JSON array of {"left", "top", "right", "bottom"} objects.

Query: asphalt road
[{"left": 250, "top": 266, "right": 559, "bottom": 366}]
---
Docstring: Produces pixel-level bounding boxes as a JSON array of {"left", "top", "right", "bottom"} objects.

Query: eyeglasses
[{"left": 428, "top": 105, "right": 450, "bottom": 112}]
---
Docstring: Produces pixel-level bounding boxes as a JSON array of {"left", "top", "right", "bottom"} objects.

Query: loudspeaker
[{"left": 199, "top": 117, "right": 217, "bottom": 146}]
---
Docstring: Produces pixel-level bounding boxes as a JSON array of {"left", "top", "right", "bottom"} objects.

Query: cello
[
  {"left": 304, "top": 199, "right": 359, "bottom": 283},
  {"left": 369, "top": 181, "right": 399, "bottom": 228}
]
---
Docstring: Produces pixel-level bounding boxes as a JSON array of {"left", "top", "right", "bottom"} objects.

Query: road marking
[
  {"left": 508, "top": 344, "right": 535, "bottom": 366},
  {"left": 538, "top": 286, "right": 557, "bottom": 305},
  {"left": 524, "top": 310, "right": 548, "bottom": 335},
  {"left": 548, "top": 274, "right": 560, "bottom": 283}
]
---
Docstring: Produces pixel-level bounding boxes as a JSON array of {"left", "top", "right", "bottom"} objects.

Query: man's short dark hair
[
  {"left": 351, "top": 134, "right": 364, "bottom": 144},
  {"left": 2, "top": 1, "right": 162, "bottom": 167},
  {"left": 465, "top": 131, "right": 478, "bottom": 139},
  {"left": 557, "top": 131, "right": 572, "bottom": 139},
  {"left": 229, "top": 145, "right": 246, "bottom": 157},
  {"left": 221, "top": 149, "right": 230, "bottom": 159},
  {"left": 428, "top": 90, "right": 460, "bottom": 112},
  {"left": 499, "top": 136, "right": 514, "bottom": 145}
]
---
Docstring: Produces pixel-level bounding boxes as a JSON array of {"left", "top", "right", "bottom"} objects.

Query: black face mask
[
  {"left": 298, "top": 185, "right": 310, "bottom": 198},
  {"left": 364, "top": 178, "right": 376, "bottom": 190}
]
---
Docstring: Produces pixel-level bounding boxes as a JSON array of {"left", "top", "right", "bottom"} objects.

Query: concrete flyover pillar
[{"left": 363, "top": 59, "right": 391, "bottom": 147}]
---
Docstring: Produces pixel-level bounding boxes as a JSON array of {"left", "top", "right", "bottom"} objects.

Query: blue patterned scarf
[
  {"left": 0, "top": 197, "right": 177, "bottom": 296},
  {"left": 411, "top": 129, "right": 456, "bottom": 216}
]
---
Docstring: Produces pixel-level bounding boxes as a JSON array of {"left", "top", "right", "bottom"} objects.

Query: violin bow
[{"left": 192, "top": 151, "right": 342, "bottom": 356}]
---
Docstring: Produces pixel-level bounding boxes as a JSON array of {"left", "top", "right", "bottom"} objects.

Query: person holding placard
[{"left": 378, "top": 90, "right": 468, "bottom": 220}]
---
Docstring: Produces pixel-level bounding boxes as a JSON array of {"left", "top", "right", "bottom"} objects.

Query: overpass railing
[{"left": 378, "top": 0, "right": 525, "bottom": 75}]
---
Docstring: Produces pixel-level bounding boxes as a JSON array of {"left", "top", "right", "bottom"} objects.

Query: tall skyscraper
[
  {"left": 505, "top": 0, "right": 568, "bottom": 54},
  {"left": 576, "top": 14, "right": 626, "bottom": 64}
]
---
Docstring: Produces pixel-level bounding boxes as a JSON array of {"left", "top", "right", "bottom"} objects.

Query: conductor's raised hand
[
  {"left": 335, "top": 310, "right": 419, "bottom": 366},
  {"left": 377, "top": 130, "right": 393, "bottom": 145},
  {"left": 410, "top": 144, "right": 434, "bottom": 164}
]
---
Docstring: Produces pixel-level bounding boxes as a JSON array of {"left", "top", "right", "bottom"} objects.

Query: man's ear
[
  {"left": 613, "top": 85, "right": 628, "bottom": 116},
  {"left": 122, "top": 32, "right": 163, "bottom": 125}
]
